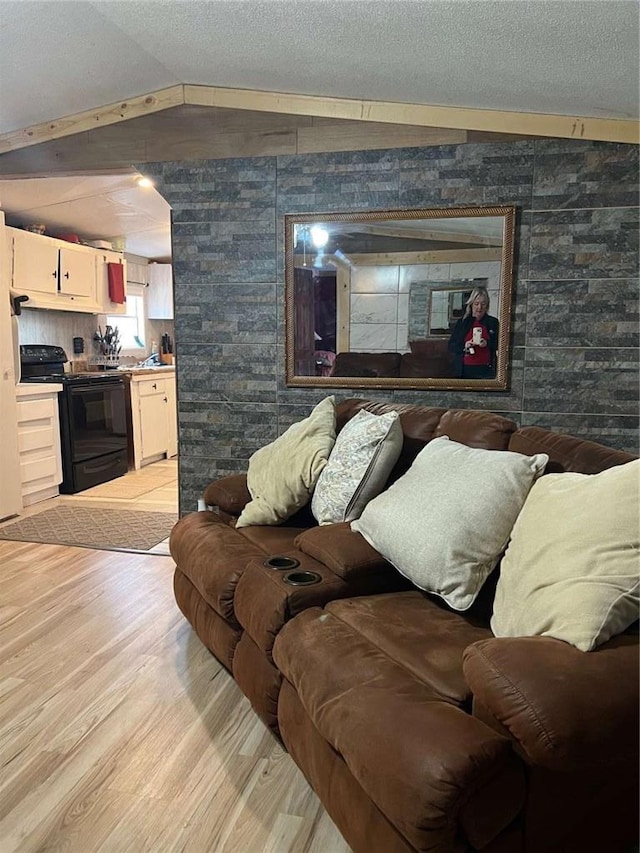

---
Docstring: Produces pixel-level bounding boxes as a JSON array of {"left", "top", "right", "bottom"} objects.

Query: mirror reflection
[{"left": 285, "top": 206, "right": 515, "bottom": 390}]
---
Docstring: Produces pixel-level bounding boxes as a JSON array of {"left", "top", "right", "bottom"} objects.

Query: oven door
[
  {"left": 58, "top": 378, "right": 129, "bottom": 493},
  {"left": 66, "top": 380, "right": 128, "bottom": 462}
]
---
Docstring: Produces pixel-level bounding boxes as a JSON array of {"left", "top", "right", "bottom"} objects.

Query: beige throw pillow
[
  {"left": 491, "top": 460, "right": 640, "bottom": 651},
  {"left": 351, "top": 436, "right": 548, "bottom": 610},
  {"left": 236, "top": 396, "right": 336, "bottom": 527},
  {"left": 311, "top": 409, "right": 403, "bottom": 525}
]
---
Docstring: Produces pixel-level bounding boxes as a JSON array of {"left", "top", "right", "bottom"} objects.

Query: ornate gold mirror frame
[{"left": 285, "top": 205, "right": 516, "bottom": 391}]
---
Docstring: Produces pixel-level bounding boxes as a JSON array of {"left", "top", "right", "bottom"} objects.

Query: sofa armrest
[
  {"left": 294, "top": 522, "right": 395, "bottom": 580},
  {"left": 203, "top": 474, "right": 251, "bottom": 516},
  {"left": 463, "top": 634, "right": 639, "bottom": 772}
]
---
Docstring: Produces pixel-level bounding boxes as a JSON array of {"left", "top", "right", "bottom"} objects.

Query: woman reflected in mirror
[{"left": 448, "top": 287, "right": 499, "bottom": 379}]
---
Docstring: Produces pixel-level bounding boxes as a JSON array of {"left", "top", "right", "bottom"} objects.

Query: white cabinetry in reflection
[
  {"left": 16, "top": 384, "right": 63, "bottom": 506},
  {"left": 129, "top": 370, "right": 177, "bottom": 469}
]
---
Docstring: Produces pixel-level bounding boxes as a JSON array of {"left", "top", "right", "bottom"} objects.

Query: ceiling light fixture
[{"left": 310, "top": 225, "right": 329, "bottom": 248}]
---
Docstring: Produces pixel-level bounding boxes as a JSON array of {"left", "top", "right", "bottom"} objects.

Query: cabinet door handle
[
  {"left": 163, "top": 396, "right": 168, "bottom": 402},
  {"left": 152, "top": 382, "right": 157, "bottom": 390},
  {"left": 64, "top": 271, "right": 70, "bottom": 279},
  {"left": 52, "top": 270, "right": 57, "bottom": 279}
]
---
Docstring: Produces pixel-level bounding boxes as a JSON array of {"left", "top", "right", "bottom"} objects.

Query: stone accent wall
[{"left": 140, "top": 139, "right": 639, "bottom": 512}]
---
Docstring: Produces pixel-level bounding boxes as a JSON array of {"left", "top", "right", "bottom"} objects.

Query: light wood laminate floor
[{"left": 0, "top": 470, "right": 352, "bottom": 852}]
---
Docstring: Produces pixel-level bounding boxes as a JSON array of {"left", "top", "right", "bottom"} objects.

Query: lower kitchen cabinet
[
  {"left": 16, "top": 384, "right": 63, "bottom": 506},
  {"left": 128, "top": 371, "right": 177, "bottom": 469}
]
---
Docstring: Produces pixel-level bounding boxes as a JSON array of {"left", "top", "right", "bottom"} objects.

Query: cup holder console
[
  {"left": 283, "top": 570, "right": 322, "bottom": 586},
  {"left": 263, "top": 555, "right": 300, "bottom": 571}
]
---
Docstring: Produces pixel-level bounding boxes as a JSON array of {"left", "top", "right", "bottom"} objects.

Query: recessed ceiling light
[{"left": 137, "top": 177, "right": 154, "bottom": 188}]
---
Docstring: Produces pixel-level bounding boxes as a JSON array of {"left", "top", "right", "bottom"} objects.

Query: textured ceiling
[
  {"left": 0, "top": 0, "right": 638, "bottom": 137},
  {"left": 0, "top": 0, "right": 637, "bottom": 261}
]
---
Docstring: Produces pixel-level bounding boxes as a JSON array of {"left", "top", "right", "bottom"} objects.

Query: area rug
[{"left": 0, "top": 506, "right": 178, "bottom": 552}]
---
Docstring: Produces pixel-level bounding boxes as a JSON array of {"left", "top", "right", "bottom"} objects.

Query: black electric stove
[
  {"left": 20, "top": 345, "right": 129, "bottom": 493},
  {"left": 20, "top": 345, "right": 120, "bottom": 385}
]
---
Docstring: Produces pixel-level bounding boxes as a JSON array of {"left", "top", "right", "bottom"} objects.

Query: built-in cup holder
[
  {"left": 263, "top": 555, "right": 300, "bottom": 571},
  {"left": 283, "top": 570, "right": 322, "bottom": 586}
]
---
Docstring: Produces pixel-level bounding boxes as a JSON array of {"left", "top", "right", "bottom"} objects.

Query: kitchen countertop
[{"left": 119, "top": 365, "right": 176, "bottom": 377}]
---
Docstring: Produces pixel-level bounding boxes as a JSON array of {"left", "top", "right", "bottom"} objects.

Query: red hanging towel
[{"left": 107, "top": 263, "right": 126, "bottom": 304}]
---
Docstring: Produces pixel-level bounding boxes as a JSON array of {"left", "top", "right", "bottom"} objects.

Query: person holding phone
[{"left": 448, "top": 286, "right": 499, "bottom": 379}]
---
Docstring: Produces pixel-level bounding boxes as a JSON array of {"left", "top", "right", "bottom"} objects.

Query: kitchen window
[{"left": 106, "top": 283, "right": 146, "bottom": 353}]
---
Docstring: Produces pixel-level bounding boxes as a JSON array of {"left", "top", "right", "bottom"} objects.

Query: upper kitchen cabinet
[
  {"left": 9, "top": 227, "right": 100, "bottom": 313},
  {"left": 96, "top": 250, "right": 127, "bottom": 315},
  {"left": 147, "top": 263, "right": 173, "bottom": 319},
  {"left": 126, "top": 260, "right": 148, "bottom": 286}
]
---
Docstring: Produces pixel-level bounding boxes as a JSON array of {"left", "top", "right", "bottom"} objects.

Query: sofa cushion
[
  {"left": 237, "top": 396, "right": 336, "bottom": 527},
  {"left": 311, "top": 409, "right": 403, "bottom": 525},
  {"left": 491, "top": 460, "right": 640, "bottom": 651},
  {"left": 295, "top": 523, "right": 393, "bottom": 580},
  {"left": 169, "top": 511, "right": 266, "bottom": 623},
  {"left": 352, "top": 437, "right": 549, "bottom": 610},
  {"left": 273, "top": 595, "right": 525, "bottom": 851}
]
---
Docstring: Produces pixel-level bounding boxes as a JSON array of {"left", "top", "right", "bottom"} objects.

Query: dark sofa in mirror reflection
[{"left": 329, "top": 341, "right": 456, "bottom": 380}]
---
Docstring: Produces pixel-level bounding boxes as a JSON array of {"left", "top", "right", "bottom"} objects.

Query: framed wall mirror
[{"left": 284, "top": 205, "right": 516, "bottom": 390}]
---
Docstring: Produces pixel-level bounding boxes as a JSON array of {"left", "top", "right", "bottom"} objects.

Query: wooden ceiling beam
[
  {"left": 184, "top": 85, "right": 639, "bottom": 144},
  {"left": 0, "top": 83, "right": 637, "bottom": 156},
  {"left": 0, "top": 87, "right": 185, "bottom": 155}
]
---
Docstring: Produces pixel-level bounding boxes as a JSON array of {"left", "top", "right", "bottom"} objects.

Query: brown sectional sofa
[{"left": 169, "top": 399, "right": 638, "bottom": 853}]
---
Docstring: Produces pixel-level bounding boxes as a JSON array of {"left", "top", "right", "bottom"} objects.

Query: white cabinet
[
  {"left": 59, "top": 244, "right": 96, "bottom": 298},
  {"left": 12, "top": 230, "right": 59, "bottom": 295},
  {"left": 0, "top": 219, "right": 22, "bottom": 520},
  {"left": 16, "top": 384, "right": 63, "bottom": 506},
  {"left": 126, "top": 260, "right": 148, "bottom": 286},
  {"left": 147, "top": 263, "right": 173, "bottom": 319},
  {"left": 96, "top": 250, "right": 127, "bottom": 315},
  {"left": 129, "top": 371, "right": 177, "bottom": 469},
  {"left": 9, "top": 227, "right": 101, "bottom": 313}
]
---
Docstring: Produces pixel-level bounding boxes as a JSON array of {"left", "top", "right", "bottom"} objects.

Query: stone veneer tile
[
  {"left": 178, "top": 342, "right": 277, "bottom": 403},
  {"left": 172, "top": 225, "right": 276, "bottom": 283},
  {"left": 510, "top": 279, "right": 528, "bottom": 350},
  {"left": 276, "top": 149, "right": 400, "bottom": 213},
  {"left": 514, "top": 210, "right": 531, "bottom": 282},
  {"left": 398, "top": 141, "right": 534, "bottom": 208},
  {"left": 178, "top": 401, "right": 278, "bottom": 459},
  {"left": 523, "top": 347, "right": 639, "bottom": 415},
  {"left": 520, "top": 412, "right": 639, "bottom": 455},
  {"left": 526, "top": 279, "right": 639, "bottom": 348},
  {"left": 174, "top": 282, "right": 276, "bottom": 345},
  {"left": 155, "top": 158, "right": 276, "bottom": 224},
  {"left": 529, "top": 208, "right": 639, "bottom": 280},
  {"left": 532, "top": 140, "right": 640, "bottom": 210}
]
